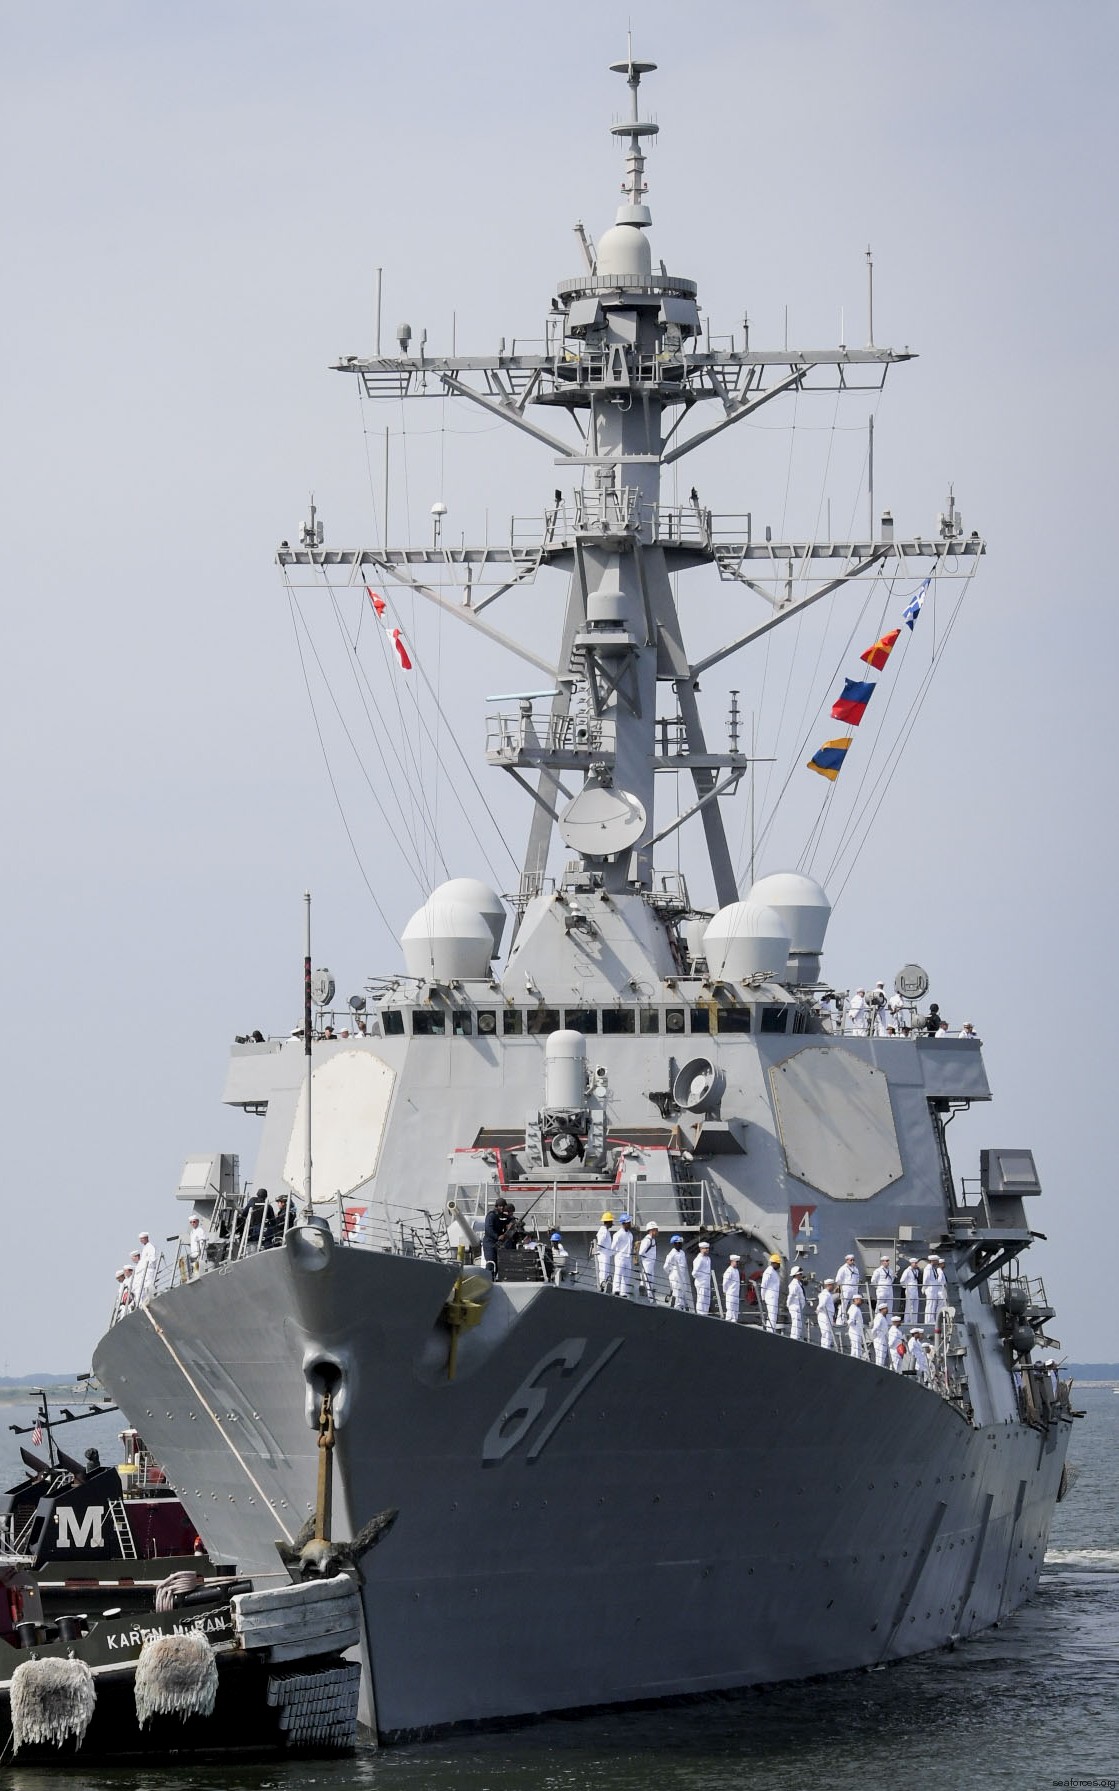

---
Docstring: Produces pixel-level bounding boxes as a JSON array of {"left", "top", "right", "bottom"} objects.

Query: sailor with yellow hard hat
[
  {"left": 760, "top": 1253, "right": 783, "bottom": 1332},
  {"left": 595, "top": 1212, "right": 615, "bottom": 1293}
]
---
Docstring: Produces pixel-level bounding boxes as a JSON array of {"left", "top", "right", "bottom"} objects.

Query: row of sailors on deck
[
  {"left": 820, "top": 984, "right": 979, "bottom": 1042},
  {"left": 590, "top": 1218, "right": 950, "bottom": 1331},
  {"left": 113, "top": 1216, "right": 213, "bottom": 1312}
]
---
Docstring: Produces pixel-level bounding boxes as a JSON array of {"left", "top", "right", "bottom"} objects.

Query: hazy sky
[{"left": 2, "top": 0, "right": 1116, "bottom": 1370}]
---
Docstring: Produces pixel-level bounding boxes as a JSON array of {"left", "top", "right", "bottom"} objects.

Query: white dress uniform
[
  {"left": 722, "top": 1264, "right": 741, "bottom": 1323},
  {"left": 187, "top": 1220, "right": 209, "bottom": 1274},
  {"left": 847, "top": 1301, "right": 866, "bottom": 1359},
  {"left": 637, "top": 1232, "right": 658, "bottom": 1300},
  {"left": 845, "top": 990, "right": 868, "bottom": 1035},
  {"left": 760, "top": 1264, "right": 781, "bottom": 1331},
  {"left": 834, "top": 1260, "right": 859, "bottom": 1322},
  {"left": 692, "top": 1251, "right": 713, "bottom": 1315},
  {"left": 901, "top": 1263, "right": 921, "bottom": 1328},
  {"left": 786, "top": 1276, "right": 806, "bottom": 1341},
  {"left": 664, "top": 1245, "right": 692, "bottom": 1311},
  {"left": 887, "top": 1319, "right": 906, "bottom": 1371},
  {"left": 611, "top": 1228, "right": 634, "bottom": 1297},
  {"left": 816, "top": 1287, "right": 836, "bottom": 1350},
  {"left": 909, "top": 1334, "right": 930, "bottom": 1383},
  {"left": 870, "top": 1263, "right": 894, "bottom": 1315},
  {"left": 922, "top": 1262, "right": 948, "bottom": 1328},
  {"left": 869, "top": 1307, "right": 891, "bottom": 1368},
  {"left": 134, "top": 1241, "right": 157, "bottom": 1306},
  {"left": 595, "top": 1224, "right": 614, "bottom": 1292}
]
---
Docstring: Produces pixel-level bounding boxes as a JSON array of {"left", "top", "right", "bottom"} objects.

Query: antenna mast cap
[{"left": 607, "top": 52, "right": 658, "bottom": 230}]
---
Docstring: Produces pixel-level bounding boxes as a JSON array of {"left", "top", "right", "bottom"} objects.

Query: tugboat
[
  {"left": 93, "top": 52, "right": 1075, "bottom": 1742},
  {"left": 0, "top": 1391, "right": 373, "bottom": 1760}
]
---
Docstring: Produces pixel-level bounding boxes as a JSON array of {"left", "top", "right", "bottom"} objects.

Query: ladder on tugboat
[{"left": 108, "top": 1498, "right": 137, "bottom": 1559}]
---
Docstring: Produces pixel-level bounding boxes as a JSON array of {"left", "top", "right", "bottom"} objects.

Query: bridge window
[
  {"left": 602, "top": 1010, "right": 636, "bottom": 1035},
  {"left": 452, "top": 1012, "right": 473, "bottom": 1036},
  {"left": 381, "top": 1010, "right": 405, "bottom": 1036},
  {"left": 564, "top": 1009, "right": 599, "bottom": 1034},
  {"left": 717, "top": 1008, "right": 751, "bottom": 1034},
  {"left": 527, "top": 1007, "right": 561, "bottom": 1035},
  {"left": 760, "top": 1005, "right": 790, "bottom": 1034},
  {"left": 411, "top": 1010, "right": 446, "bottom": 1036},
  {"left": 502, "top": 1009, "right": 524, "bottom": 1035},
  {"left": 690, "top": 1008, "right": 710, "bottom": 1033},
  {"left": 639, "top": 1010, "right": 660, "bottom": 1034}
]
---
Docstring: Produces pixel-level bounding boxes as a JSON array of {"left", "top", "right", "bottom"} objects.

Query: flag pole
[{"left": 303, "top": 891, "right": 313, "bottom": 1215}]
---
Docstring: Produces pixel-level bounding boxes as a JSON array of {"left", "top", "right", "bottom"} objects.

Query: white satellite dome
[
  {"left": 430, "top": 878, "right": 506, "bottom": 957},
  {"left": 594, "top": 224, "right": 652, "bottom": 281},
  {"left": 402, "top": 893, "right": 496, "bottom": 983},
  {"left": 745, "top": 872, "right": 832, "bottom": 983},
  {"left": 704, "top": 902, "right": 790, "bottom": 982}
]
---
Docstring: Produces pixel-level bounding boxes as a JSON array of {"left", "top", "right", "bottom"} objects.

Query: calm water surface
[{"left": 2, "top": 1386, "right": 1116, "bottom": 1791}]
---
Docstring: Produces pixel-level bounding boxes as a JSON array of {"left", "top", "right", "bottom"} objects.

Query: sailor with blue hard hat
[
  {"left": 544, "top": 1230, "right": 568, "bottom": 1286},
  {"left": 664, "top": 1235, "right": 691, "bottom": 1311}
]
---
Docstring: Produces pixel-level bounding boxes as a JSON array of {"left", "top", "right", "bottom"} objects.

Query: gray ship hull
[{"left": 94, "top": 1239, "right": 1070, "bottom": 1740}]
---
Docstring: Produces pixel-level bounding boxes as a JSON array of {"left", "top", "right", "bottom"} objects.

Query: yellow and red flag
[{"left": 860, "top": 627, "right": 900, "bottom": 671}]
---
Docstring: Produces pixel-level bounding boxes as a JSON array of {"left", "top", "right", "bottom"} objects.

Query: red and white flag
[
  {"left": 365, "top": 585, "right": 386, "bottom": 617},
  {"left": 31, "top": 1422, "right": 43, "bottom": 1447},
  {"left": 387, "top": 626, "right": 412, "bottom": 671}
]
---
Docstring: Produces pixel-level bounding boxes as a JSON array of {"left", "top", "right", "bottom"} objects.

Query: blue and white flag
[{"left": 903, "top": 577, "right": 930, "bottom": 630}]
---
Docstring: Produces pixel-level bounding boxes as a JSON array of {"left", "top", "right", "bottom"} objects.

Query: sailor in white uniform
[
  {"left": 867, "top": 981, "right": 889, "bottom": 1035},
  {"left": 834, "top": 1253, "right": 860, "bottom": 1322},
  {"left": 722, "top": 1255, "right": 741, "bottom": 1323},
  {"left": 786, "top": 1266, "right": 806, "bottom": 1341},
  {"left": 922, "top": 1255, "right": 948, "bottom": 1329},
  {"left": 900, "top": 1258, "right": 922, "bottom": 1328},
  {"left": 595, "top": 1212, "right": 615, "bottom": 1293},
  {"left": 692, "top": 1240, "right": 713, "bottom": 1315},
  {"left": 187, "top": 1215, "right": 208, "bottom": 1276},
  {"left": 133, "top": 1232, "right": 157, "bottom": 1307},
  {"left": 760, "top": 1255, "right": 782, "bottom": 1332},
  {"left": 664, "top": 1235, "right": 692, "bottom": 1311},
  {"left": 611, "top": 1215, "right": 634, "bottom": 1297},
  {"left": 870, "top": 1302, "right": 891, "bottom": 1368},
  {"left": 887, "top": 1315, "right": 907, "bottom": 1371},
  {"left": 845, "top": 988, "right": 868, "bottom": 1035},
  {"left": 846, "top": 1293, "right": 866, "bottom": 1359},
  {"left": 908, "top": 1328, "right": 930, "bottom": 1384},
  {"left": 637, "top": 1222, "right": 658, "bottom": 1300},
  {"left": 816, "top": 1279, "right": 837, "bottom": 1350},
  {"left": 869, "top": 1255, "right": 894, "bottom": 1316}
]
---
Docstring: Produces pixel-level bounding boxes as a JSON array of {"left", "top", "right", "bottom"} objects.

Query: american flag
[{"left": 31, "top": 1421, "right": 42, "bottom": 1447}]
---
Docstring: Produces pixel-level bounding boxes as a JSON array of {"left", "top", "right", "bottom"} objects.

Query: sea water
[{"left": 1, "top": 1385, "right": 1115, "bottom": 1791}]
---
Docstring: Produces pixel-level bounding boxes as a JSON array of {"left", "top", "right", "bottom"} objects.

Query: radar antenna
[{"left": 608, "top": 41, "right": 658, "bottom": 226}]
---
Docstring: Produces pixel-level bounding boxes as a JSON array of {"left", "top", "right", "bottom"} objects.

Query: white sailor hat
[
  {"left": 823, "top": 1276, "right": 836, "bottom": 1285},
  {"left": 844, "top": 1253, "right": 856, "bottom": 1261},
  {"left": 644, "top": 1221, "right": 658, "bottom": 1231},
  {"left": 879, "top": 1253, "right": 891, "bottom": 1261},
  {"left": 138, "top": 1230, "right": 150, "bottom": 1240},
  {"left": 877, "top": 1302, "right": 890, "bottom": 1310},
  {"left": 189, "top": 1214, "right": 201, "bottom": 1223},
  {"left": 729, "top": 1253, "right": 741, "bottom": 1262},
  {"left": 697, "top": 1240, "right": 710, "bottom": 1250},
  {"left": 910, "top": 1325, "right": 924, "bottom": 1334},
  {"left": 851, "top": 1293, "right": 863, "bottom": 1302},
  {"left": 789, "top": 1266, "right": 802, "bottom": 1277}
]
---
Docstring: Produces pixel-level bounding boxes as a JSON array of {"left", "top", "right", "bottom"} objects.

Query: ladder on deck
[{"left": 108, "top": 1498, "right": 137, "bottom": 1559}]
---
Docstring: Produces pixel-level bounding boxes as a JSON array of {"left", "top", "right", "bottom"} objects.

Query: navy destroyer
[{"left": 93, "top": 55, "right": 1074, "bottom": 1742}]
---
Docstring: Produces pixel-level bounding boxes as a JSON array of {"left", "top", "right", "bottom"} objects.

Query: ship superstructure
[{"left": 94, "top": 57, "right": 1073, "bottom": 1742}]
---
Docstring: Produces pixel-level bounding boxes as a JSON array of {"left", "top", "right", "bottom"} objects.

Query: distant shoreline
[{"left": 1, "top": 1363, "right": 1117, "bottom": 1393}]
